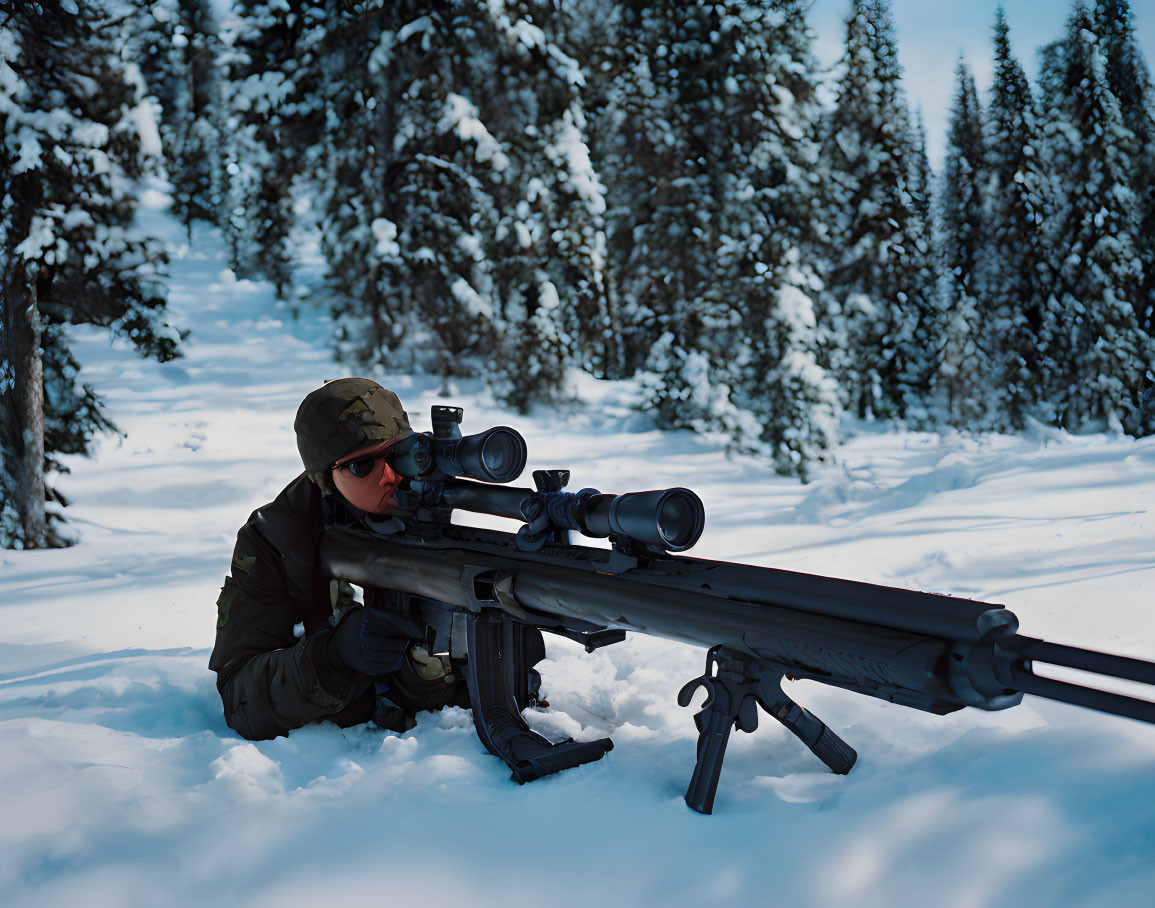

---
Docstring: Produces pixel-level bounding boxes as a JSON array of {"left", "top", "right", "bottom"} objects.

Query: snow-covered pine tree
[
  {"left": 1093, "top": 0, "right": 1155, "bottom": 344},
  {"left": 480, "top": 4, "right": 614, "bottom": 409},
  {"left": 1038, "top": 0, "right": 1153, "bottom": 435},
  {"left": 0, "top": 1, "right": 181, "bottom": 549},
  {"left": 307, "top": 1, "right": 608, "bottom": 410},
  {"left": 630, "top": 0, "right": 760, "bottom": 445},
  {"left": 593, "top": 1, "right": 837, "bottom": 475},
  {"left": 716, "top": 0, "right": 841, "bottom": 476},
  {"left": 218, "top": 0, "right": 327, "bottom": 296},
  {"left": 898, "top": 104, "right": 938, "bottom": 425},
  {"left": 909, "top": 107, "right": 932, "bottom": 223},
  {"left": 591, "top": 1, "right": 704, "bottom": 379},
  {"left": 821, "top": 0, "right": 933, "bottom": 421},
  {"left": 308, "top": 2, "right": 470, "bottom": 380},
  {"left": 132, "top": 0, "right": 226, "bottom": 232},
  {"left": 930, "top": 59, "right": 988, "bottom": 427},
  {"left": 323, "top": 2, "right": 507, "bottom": 395},
  {"left": 219, "top": 1, "right": 608, "bottom": 406},
  {"left": 979, "top": 6, "right": 1054, "bottom": 430}
]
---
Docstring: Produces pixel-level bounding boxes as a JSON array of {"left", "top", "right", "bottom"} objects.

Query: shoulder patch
[
  {"left": 232, "top": 554, "right": 257, "bottom": 575},
  {"left": 216, "top": 583, "right": 243, "bottom": 629}
]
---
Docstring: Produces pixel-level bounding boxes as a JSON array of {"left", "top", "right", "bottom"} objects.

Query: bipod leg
[
  {"left": 677, "top": 647, "right": 762, "bottom": 814},
  {"left": 755, "top": 676, "right": 857, "bottom": 776},
  {"left": 462, "top": 609, "right": 613, "bottom": 784},
  {"left": 678, "top": 647, "right": 857, "bottom": 814}
]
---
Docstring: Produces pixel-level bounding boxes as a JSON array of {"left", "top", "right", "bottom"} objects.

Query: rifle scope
[
  {"left": 390, "top": 406, "right": 705, "bottom": 552},
  {"left": 388, "top": 407, "right": 528, "bottom": 485},
  {"left": 437, "top": 480, "right": 706, "bottom": 553}
]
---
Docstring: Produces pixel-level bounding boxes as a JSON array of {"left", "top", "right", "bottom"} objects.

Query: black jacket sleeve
[{"left": 208, "top": 513, "right": 369, "bottom": 740}]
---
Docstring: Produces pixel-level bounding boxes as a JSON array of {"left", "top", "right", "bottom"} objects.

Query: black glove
[
  {"left": 325, "top": 606, "right": 467, "bottom": 730},
  {"left": 326, "top": 604, "right": 416, "bottom": 677}
]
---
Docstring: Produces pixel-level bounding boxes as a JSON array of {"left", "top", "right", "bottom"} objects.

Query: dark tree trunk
[{"left": 9, "top": 271, "right": 47, "bottom": 548}]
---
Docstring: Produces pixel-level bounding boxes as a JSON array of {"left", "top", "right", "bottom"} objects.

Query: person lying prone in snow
[{"left": 208, "top": 378, "right": 472, "bottom": 740}]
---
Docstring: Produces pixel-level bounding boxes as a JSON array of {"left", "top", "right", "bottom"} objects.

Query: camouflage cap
[{"left": 294, "top": 378, "right": 414, "bottom": 490}]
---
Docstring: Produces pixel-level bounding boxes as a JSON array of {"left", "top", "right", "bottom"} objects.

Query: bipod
[
  {"left": 678, "top": 645, "right": 857, "bottom": 814},
  {"left": 462, "top": 609, "right": 613, "bottom": 784}
]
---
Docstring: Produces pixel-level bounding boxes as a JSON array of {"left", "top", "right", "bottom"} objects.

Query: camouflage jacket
[{"left": 208, "top": 474, "right": 375, "bottom": 740}]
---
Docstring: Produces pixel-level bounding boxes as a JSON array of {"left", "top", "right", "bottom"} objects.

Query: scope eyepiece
[{"left": 385, "top": 434, "right": 432, "bottom": 479}]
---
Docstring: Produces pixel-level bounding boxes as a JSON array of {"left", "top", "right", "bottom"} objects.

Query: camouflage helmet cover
[{"left": 294, "top": 378, "right": 414, "bottom": 490}]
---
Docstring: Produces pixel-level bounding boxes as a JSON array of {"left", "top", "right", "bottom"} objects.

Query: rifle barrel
[
  {"left": 1008, "top": 667, "right": 1155, "bottom": 724},
  {"left": 1000, "top": 636, "right": 1155, "bottom": 686}
]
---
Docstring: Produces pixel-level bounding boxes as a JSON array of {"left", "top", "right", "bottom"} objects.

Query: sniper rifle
[{"left": 319, "top": 406, "right": 1155, "bottom": 814}]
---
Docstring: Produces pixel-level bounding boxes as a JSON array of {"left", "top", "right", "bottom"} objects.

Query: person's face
[{"left": 331, "top": 438, "right": 405, "bottom": 514}]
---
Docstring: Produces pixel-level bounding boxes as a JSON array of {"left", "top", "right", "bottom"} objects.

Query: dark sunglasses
[
  {"left": 335, "top": 450, "right": 393, "bottom": 479},
  {"left": 334, "top": 435, "right": 424, "bottom": 480},
  {"left": 337, "top": 457, "right": 381, "bottom": 478}
]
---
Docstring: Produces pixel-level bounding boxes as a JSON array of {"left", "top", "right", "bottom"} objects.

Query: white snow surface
[{"left": 2, "top": 211, "right": 1154, "bottom": 907}]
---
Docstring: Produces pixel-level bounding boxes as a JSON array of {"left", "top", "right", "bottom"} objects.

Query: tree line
[{"left": 2, "top": 0, "right": 1153, "bottom": 548}]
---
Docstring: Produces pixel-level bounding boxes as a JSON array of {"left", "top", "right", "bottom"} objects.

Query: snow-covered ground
[{"left": 2, "top": 208, "right": 1153, "bottom": 907}]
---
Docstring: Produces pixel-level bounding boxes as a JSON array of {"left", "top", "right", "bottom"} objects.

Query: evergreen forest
[{"left": 2, "top": 0, "right": 1154, "bottom": 548}]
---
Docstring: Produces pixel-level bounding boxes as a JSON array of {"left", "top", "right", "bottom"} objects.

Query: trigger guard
[{"left": 678, "top": 676, "right": 714, "bottom": 710}]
